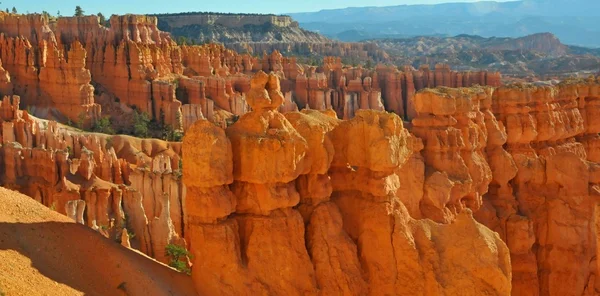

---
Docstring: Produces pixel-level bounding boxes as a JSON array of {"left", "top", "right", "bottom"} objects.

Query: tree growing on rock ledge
[
  {"left": 97, "top": 12, "right": 106, "bottom": 25},
  {"left": 165, "top": 244, "right": 191, "bottom": 275},
  {"left": 74, "top": 6, "right": 84, "bottom": 17}
]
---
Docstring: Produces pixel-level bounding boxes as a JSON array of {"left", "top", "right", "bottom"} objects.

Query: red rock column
[
  {"left": 411, "top": 87, "right": 493, "bottom": 223},
  {"left": 186, "top": 72, "right": 317, "bottom": 295},
  {"left": 286, "top": 109, "right": 369, "bottom": 295},
  {"left": 328, "top": 109, "right": 511, "bottom": 295},
  {"left": 482, "top": 83, "right": 599, "bottom": 295}
]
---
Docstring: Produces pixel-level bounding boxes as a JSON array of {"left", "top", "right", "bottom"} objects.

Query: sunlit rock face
[
  {"left": 182, "top": 71, "right": 512, "bottom": 296},
  {"left": 4, "top": 10, "right": 600, "bottom": 296}
]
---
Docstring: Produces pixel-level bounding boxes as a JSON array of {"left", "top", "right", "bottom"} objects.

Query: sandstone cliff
[
  {"left": 0, "top": 94, "right": 185, "bottom": 265},
  {"left": 474, "top": 78, "right": 600, "bottom": 295},
  {"left": 182, "top": 71, "right": 512, "bottom": 295},
  {"left": 409, "top": 76, "right": 600, "bottom": 295},
  {"left": 0, "top": 12, "right": 502, "bottom": 133},
  {"left": 0, "top": 13, "right": 101, "bottom": 126},
  {"left": 4, "top": 68, "right": 600, "bottom": 295}
]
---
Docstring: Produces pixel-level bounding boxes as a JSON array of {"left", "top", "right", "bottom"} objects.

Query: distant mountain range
[
  {"left": 150, "top": 10, "right": 600, "bottom": 77},
  {"left": 373, "top": 33, "right": 600, "bottom": 77},
  {"left": 289, "top": 0, "right": 600, "bottom": 47}
]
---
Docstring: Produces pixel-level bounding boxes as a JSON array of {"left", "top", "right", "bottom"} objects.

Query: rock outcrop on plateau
[{"left": 153, "top": 12, "right": 330, "bottom": 44}]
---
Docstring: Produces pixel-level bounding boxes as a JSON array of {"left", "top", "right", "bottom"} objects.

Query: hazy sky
[{"left": 5, "top": 0, "right": 514, "bottom": 15}]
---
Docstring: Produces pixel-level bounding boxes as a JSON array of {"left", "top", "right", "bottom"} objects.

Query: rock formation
[
  {"left": 4, "top": 63, "right": 600, "bottom": 295},
  {"left": 373, "top": 33, "right": 591, "bottom": 78},
  {"left": 182, "top": 71, "right": 511, "bottom": 295},
  {"left": 474, "top": 78, "right": 600, "bottom": 295},
  {"left": 266, "top": 53, "right": 500, "bottom": 121},
  {"left": 402, "top": 76, "right": 600, "bottom": 295},
  {"left": 411, "top": 86, "right": 494, "bottom": 223},
  {"left": 0, "top": 57, "right": 12, "bottom": 96},
  {"left": 7, "top": 11, "right": 600, "bottom": 296},
  {"left": 0, "top": 94, "right": 184, "bottom": 264},
  {"left": 0, "top": 13, "right": 101, "bottom": 126},
  {"left": 0, "top": 13, "right": 501, "bottom": 132},
  {"left": 153, "top": 12, "right": 329, "bottom": 45}
]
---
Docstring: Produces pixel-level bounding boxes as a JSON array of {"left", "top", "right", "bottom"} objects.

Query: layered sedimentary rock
[
  {"left": 12, "top": 11, "right": 600, "bottom": 296},
  {"left": 184, "top": 71, "right": 316, "bottom": 295},
  {"left": 0, "top": 13, "right": 101, "bottom": 126},
  {"left": 474, "top": 78, "right": 600, "bottom": 296},
  {"left": 405, "top": 77, "right": 600, "bottom": 295},
  {"left": 0, "top": 12, "right": 501, "bottom": 132},
  {"left": 261, "top": 52, "right": 500, "bottom": 121},
  {"left": 0, "top": 57, "right": 12, "bottom": 96},
  {"left": 4, "top": 52, "right": 600, "bottom": 295},
  {"left": 183, "top": 71, "right": 511, "bottom": 295},
  {"left": 0, "top": 94, "right": 184, "bottom": 264},
  {"left": 175, "top": 46, "right": 502, "bottom": 128},
  {"left": 411, "top": 86, "right": 494, "bottom": 223},
  {"left": 56, "top": 15, "right": 185, "bottom": 128},
  {"left": 0, "top": 12, "right": 187, "bottom": 128}
]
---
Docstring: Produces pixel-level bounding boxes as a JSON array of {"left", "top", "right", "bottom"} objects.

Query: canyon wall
[
  {"left": 474, "top": 79, "right": 600, "bottom": 295},
  {"left": 269, "top": 53, "right": 500, "bottom": 121},
  {"left": 408, "top": 77, "right": 600, "bottom": 295},
  {"left": 0, "top": 12, "right": 500, "bottom": 132},
  {"left": 183, "top": 71, "right": 511, "bottom": 295},
  {"left": 0, "top": 13, "right": 101, "bottom": 126},
  {"left": 179, "top": 73, "right": 600, "bottom": 295},
  {"left": 2, "top": 64, "right": 600, "bottom": 294},
  {"left": 0, "top": 12, "right": 185, "bottom": 128},
  {"left": 0, "top": 94, "right": 185, "bottom": 264}
]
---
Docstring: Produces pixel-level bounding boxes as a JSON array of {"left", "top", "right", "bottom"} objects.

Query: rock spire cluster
[
  {"left": 3, "top": 11, "right": 600, "bottom": 296},
  {"left": 182, "top": 71, "right": 511, "bottom": 295}
]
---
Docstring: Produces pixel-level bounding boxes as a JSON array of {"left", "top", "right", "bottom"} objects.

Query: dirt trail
[{"left": 0, "top": 187, "right": 198, "bottom": 296}]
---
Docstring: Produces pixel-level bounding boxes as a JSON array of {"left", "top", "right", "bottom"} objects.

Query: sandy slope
[{"left": 0, "top": 187, "right": 197, "bottom": 296}]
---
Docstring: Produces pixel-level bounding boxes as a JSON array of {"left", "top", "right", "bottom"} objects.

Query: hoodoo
[
  {"left": 181, "top": 71, "right": 512, "bottom": 295},
  {"left": 0, "top": 6, "right": 599, "bottom": 296}
]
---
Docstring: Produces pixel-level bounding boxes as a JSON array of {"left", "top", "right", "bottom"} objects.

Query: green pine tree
[
  {"left": 74, "top": 6, "right": 84, "bottom": 17},
  {"left": 97, "top": 12, "right": 105, "bottom": 24}
]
